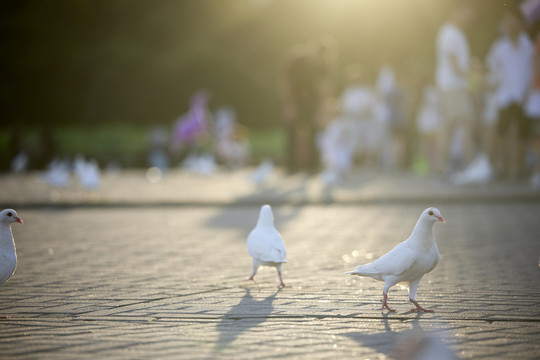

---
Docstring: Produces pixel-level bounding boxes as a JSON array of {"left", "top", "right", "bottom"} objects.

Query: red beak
[
  {"left": 436, "top": 215, "right": 445, "bottom": 224},
  {"left": 15, "top": 217, "right": 23, "bottom": 224}
]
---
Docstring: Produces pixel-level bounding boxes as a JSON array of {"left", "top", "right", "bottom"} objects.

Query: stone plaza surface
[
  {"left": 2, "top": 168, "right": 540, "bottom": 206},
  {"left": 0, "top": 170, "right": 539, "bottom": 359}
]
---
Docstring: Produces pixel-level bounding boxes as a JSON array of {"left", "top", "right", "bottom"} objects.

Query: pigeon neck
[
  {"left": 0, "top": 225, "right": 15, "bottom": 252},
  {"left": 257, "top": 207, "right": 274, "bottom": 228},
  {"left": 409, "top": 218, "right": 435, "bottom": 246},
  {"left": 257, "top": 217, "right": 274, "bottom": 228}
]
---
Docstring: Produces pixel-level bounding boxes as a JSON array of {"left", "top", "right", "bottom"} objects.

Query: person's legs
[
  {"left": 462, "top": 114, "right": 476, "bottom": 166},
  {"left": 285, "top": 123, "right": 297, "bottom": 172},
  {"left": 307, "top": 123, "right": 320, "bottom": 172},
  {"left": 497, "top": 104, "right": 530, "bottom": 180},
  {"left": 495, "top": 105, "right": 513, "bottom": 178},
  {"left": 295, "top": 125, "right": 310, "bottom": 171},
  {"left": 438, "top": 115, "right": 455, "bottom": 175},
  {"left": 422, "top": 132, "right": 439, "bottom": 174},
  {"left": 482, "top": 123, "right": 497, "bottom": 164},
  {"left": 531, "top": 124, "right": 540, "bottom": 186},
  {"left": 438, "top": 90, "right": 475, "bottom": 175},
  {"left": 456, "top": 89, "right": 476, "bottom": 168},
  {"left": 515, "top": 105, "right": 532, "bottom": 178}
]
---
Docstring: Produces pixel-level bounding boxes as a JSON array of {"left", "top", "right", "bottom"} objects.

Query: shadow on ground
[
  {"left": 344, "top": 313, "right": 458, "bottom": 359},
  {"left": 344, "top": 313, "right": 413, "bottom": 355},
  {"left": 203, "top": 171, "right": 378, "bottom": 234},
  {"left": 214, "top": 287, "right": 281, "bottom": 351}
]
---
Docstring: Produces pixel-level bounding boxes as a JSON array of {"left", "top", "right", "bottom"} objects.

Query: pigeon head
[
  {"left": 421, "top": 207, "right": 445, "bottom": 224},
  {"left": 257, "top": 204, "right": 274, "bottom": 227},
  {"left": 0, "top": 209, "right": 23, "bottom": 225}
]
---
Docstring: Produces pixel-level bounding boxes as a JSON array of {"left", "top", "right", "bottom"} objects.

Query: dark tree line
[{"left": 1, "top": 0, "right": 505, "bottom": 129}]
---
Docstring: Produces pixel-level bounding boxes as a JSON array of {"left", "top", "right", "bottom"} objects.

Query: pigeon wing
[
  {"left": 247, "top": 229, "right": 287, "bottom": 263},
  {"left": 358, "top": 242, "right": 417, "bottom": 277}
]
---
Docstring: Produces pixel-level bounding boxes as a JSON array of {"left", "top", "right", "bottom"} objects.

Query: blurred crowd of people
[
  {"left": 9, "top": 88, "right": 252, "bottom": 186},
  {"left": 8, "top": 1, "right": 540, "bottom": 190},
  {"left": 149, "top": 89, "right": 251, "bottom": 175},
  {"left": 279, "top": 1, "right": 540, "bottom": 187}
]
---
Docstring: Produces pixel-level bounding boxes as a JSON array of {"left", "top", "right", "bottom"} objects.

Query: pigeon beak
[
  {"left": 15, "top": 217, "right": 23, "bottom": 224},
  {"left": 436, "top": 215, "right": 445, "bottom": 224}
]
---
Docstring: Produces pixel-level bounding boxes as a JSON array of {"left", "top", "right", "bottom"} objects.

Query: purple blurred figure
[{"left": 170, "top": 90, "right": 212, "bottom": 158}]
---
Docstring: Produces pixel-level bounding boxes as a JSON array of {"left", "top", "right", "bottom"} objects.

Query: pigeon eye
[{"left": 428, "top": 211, "right": 433, "bottom": 216}]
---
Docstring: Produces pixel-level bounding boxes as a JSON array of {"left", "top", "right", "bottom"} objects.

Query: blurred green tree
[{"left": 0, "top": 0, "right": 506, "bottom": 130}]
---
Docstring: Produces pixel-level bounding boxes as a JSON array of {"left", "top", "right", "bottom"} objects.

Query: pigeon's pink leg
[
  {"left": 381, "top": 292, "right": 396, "bottom": 312},
  {"left": 0, "top": 315, "right": 11, "bottom": 319},
  {"left": 247, "top": 261, "right": 259, "bottom": 281},
  {"left": 409, "top": 299, "right": 434, "bottom": 312},
  {"left": 277, "top": 268, "right": 286, "bottom": 288}
]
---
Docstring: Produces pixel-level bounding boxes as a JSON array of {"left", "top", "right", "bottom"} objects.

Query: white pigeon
[
  {"left": 451, "top": 153, "right": 493, "bottom": 185},
  {"left": 43, "top": 159, "right": 70, "bottom": 187},
  {"left": 10, "top": 151, "right": 28, "bottom": 174},
  {"left": 247, "top": 204, "right": 287, "bottom": 287},
  {"left": 78, "top": 158, "right": 101, "bottom": 189},
  {"left": 73, "top": 154, "right": 87, "bottom": 179},
  {"left": 250, "top": 159, "right": 274, "bottom": 186},
  {"left": 346, "top": 207, "right": 445, "bottom": 312},
  {"left": 181, "top": 154, "right": 217, "bottom": 175},
  {"left": 0, "top": 209, "right": 23, "bottom": 288}
]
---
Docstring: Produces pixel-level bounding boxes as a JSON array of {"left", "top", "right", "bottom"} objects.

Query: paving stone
[
  {"left": 0, "top": 203, "right": 538, "bottom": 359},
  {"left": 1, "top": 168, "right": 540, "bottom": 358}
]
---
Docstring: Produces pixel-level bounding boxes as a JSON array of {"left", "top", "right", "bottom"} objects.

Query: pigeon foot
[
  {"left": 278, "top": 282, "right": 286, "bottom": 288},
  {"left": 409, "top": 299, "right": 434, "bottom": 312},
  {"left": 0, "top": 315, "right": 11, "bottom": 319},
  {"left": 410, "top": 307, "right": 434, "bottom": 313},
  {"left": 381, "top": 300, "right": 396, "bottom": 312},
  {"left": 246, "top": 275, "right": 256, "bottom": 282},
  {"left": 381, "top": 293, "right": 396, "bottom": 312}
]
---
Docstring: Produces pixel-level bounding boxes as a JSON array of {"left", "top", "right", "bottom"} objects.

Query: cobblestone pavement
[{"left": 0, "top": 202, "right": 539, "bottom": 359}]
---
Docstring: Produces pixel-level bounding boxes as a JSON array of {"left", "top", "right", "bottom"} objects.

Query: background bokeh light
[{"left": 0, "top": 0, "right": 512, "bottom": 168}]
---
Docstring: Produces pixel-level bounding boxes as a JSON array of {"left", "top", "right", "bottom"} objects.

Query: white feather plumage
[
  {"left": 247, "top": 205, "right": 287, "bottom": 287},
  {"left": 346, "top": 207, "right": 444, "bottom": 312}
]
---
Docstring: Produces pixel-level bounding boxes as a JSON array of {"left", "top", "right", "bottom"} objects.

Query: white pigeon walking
[
  {"left": 250, "top": 159, "right": 274, "bottom": 186},
  {"left": 76, "top": 158, "right": 101, "bottom": 189},
  {"left": 0, "top": 210, "right": 23, "bottom": 287},
  {"left": 43, "top": 159, "right": 70, "bottom": 187},
  {"left": 346, "top": 207, "right": 445, "bottom": 312},
  {"left": 247, "top": 204, "right": 287, "bottom": 287},
  {"left": 10, "top": 152, "right": 28, "bottom": 174}
]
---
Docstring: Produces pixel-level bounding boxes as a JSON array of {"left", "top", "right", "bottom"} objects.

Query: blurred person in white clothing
[
  {"left": 435, "top": 0, "right": 476, "bottom": 176},
  {"left": 318, "top": 98, "right": 356, "bottom": 185},
  {"left": 340, "top": 64, "right": 381, "bottom": 167},
  {"left": 485, "top": 8, "right": 533, "bottom": 180},
  {"left": 416, "top": 78, "right": 441, "bottom": 174},
  {"left": 525, "top": 31, "right": 540, "bottom": 187}
]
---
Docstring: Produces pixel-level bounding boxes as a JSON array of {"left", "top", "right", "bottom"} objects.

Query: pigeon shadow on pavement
[
  {"left": 214, "top": 287, "right": 281, "bottom": 351},
  {"left": 203, "top": 170, "right": 378, "bottom": 232},
  {"left": 342, "top": 313, "right": 424, "bottom": 357},
  {"left": 242, "top": 171, "right": 311, "bottom": 206},
  {"left": 203, "top": 172, "right": 312, "bottom": 233},
  {"left": 204, "top": 203, "right": 304, "bottom": 235}
]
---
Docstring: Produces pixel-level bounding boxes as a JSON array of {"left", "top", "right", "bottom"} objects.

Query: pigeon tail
[
  {"left": 259, "top": 248, "right": 287, "bottom": 264},
  {"left": 261, "top": 258, "right": 288, "bottom": 264},
  {"left": 345, "top": 264, "right": 379, "bottom": 278}
]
